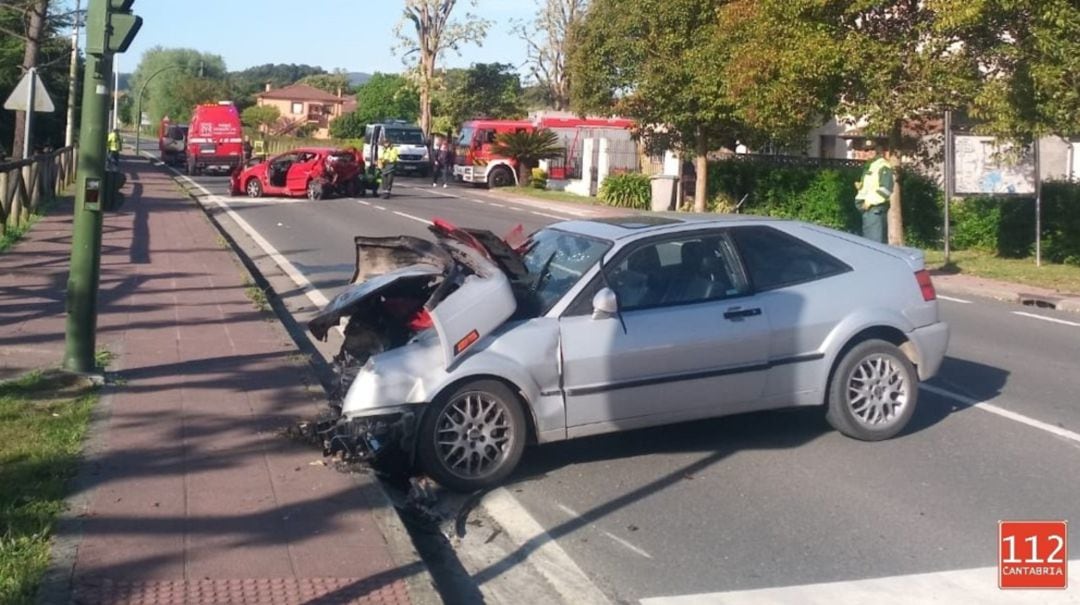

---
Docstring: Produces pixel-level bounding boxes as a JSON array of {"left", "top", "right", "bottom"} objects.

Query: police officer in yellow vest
[
  {"left": 854, "top": 144, "right": 894, "bottom": 243},
  {"left": 378, "top": 138, "right": 400, "bottom": 199},
  {"left": 107, "top": 129, "right": 122, "bottom": 167}
]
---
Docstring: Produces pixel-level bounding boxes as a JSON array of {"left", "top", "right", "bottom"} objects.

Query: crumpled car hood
[{"left": 308, "top": 222, "right": 520, "bottom": 368}]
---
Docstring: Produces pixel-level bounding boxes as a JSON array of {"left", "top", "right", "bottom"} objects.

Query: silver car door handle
[{"left": 724, "top": 307, "right": 762, "bottom": 320}]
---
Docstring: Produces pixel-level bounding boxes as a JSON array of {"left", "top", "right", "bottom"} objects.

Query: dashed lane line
[
  {"left": 393, "top": 210, "right": 433, "bottom": 225},
  {"left": 937, "top": 295, "right": 972, "bottom": 304}
]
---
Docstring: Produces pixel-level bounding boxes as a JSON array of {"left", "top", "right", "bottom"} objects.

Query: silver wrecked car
[{"left": 309, "top": 215, "right": 949, "bottom": 491}]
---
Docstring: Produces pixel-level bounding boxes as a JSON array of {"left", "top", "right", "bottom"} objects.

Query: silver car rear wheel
[
  {"left": 827, "top": 339, "right": 918, "bottom": 441},
  {"left": 418, "top": 380, "right": 527, "bottom": 491}
]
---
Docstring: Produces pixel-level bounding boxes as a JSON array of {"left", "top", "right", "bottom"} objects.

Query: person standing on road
[
  {"left": 107, "top": 129, "right": 122, "bottom": 168},
  {"left": 432, "top": 140, "right": 453, "bottom": 188},
  {"left": 378, "top": 138, "right": 399, "bottom": 199},
  {"left": 854, "top": 143, "right": 894, "bottom": 243}
]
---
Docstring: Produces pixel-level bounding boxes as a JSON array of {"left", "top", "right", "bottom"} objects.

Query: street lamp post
[{"left": 133, "top": 64, "right": 182, "bottom": 157}]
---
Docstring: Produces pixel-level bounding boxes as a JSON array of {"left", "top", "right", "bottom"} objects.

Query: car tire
[
  {"left": 345, "top": 177, "right": 360, "bottom": 198},
  {"left": 417, "top": 380, "right": 527, "bottom": 492},
  {"left": 487, "top": 165, "right": 515, "bottom": 189},
  {"left": 245, "top": 178, "right": 263, "bottom": 198},
  {"left": 307, "top": 180, "right": 324, "bottom": 201},
  {"left": 826, "top": 339, "right": 918, "bottom": 441}
]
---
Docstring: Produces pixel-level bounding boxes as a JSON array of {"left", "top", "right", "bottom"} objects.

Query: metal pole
[
  {"left": 63, "top": 12, "right": 111, "bottom": 373},
  {"left": 112, "top": 56, "right": 119, "bottom": 130},
  {"left": 133, "top": 65, "right": 183, "bottom": 158},
  {"left": 65, "top": 0, "right": 81, "bottom": 148},
  {"left": 23, "top": 68, "right": 37, "bottom": 159},
  {"left": 943, "top": 110, "right": 952, "bottom": 265},
  {"left": 1034, "top": 138, "right": 1042, "bottom": 268}
]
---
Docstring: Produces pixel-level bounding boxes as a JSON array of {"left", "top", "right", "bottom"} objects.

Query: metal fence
[{"left": 0, "top": 146, "right": 78, "bottom": 237}]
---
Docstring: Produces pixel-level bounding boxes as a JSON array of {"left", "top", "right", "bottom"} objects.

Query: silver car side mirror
[{"left": 592, "top": 287, "right": 619, "bottom": 319}]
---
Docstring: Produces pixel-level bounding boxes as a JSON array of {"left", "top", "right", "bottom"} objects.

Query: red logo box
[{"left": 999, "top": 520, "right": 1068, "bottom": 589}]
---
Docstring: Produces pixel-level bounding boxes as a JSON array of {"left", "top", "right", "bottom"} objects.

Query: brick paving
[{"left": 0, "top": 158, "right": 423, "bottom": 604}]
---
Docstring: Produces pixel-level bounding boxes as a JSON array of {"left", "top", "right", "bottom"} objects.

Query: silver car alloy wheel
[
  {"left": 246, "top": 179, "right": 260, "bottom": 197},
  {"left": 435, "top": 391, "right": 514, "bottom": 478},
  {"left": 847, "top": 353, "right": 910, "bottom": 428}
]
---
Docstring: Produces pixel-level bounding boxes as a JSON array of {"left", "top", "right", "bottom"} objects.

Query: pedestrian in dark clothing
[
  {"left": 432, "top": 141, "right": 453, "bottom": 188},
  {"left": 242, "top": 138, "right": 253, "bottom": 163}
]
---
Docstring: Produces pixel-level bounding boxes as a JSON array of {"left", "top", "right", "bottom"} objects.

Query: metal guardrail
[{"left": 0, "top": 146, "right": 78, "bottom": 236}]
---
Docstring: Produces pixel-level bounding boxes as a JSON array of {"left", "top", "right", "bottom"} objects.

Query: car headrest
[{"left": 681, "top": 241, "right": 704, "bottom": 268}]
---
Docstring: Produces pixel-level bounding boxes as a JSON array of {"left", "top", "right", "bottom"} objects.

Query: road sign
[
  {"left": 3, "top": 69, "right": 56, "bottom": 112},
  {"left": 952, "top": 134, "right": 1035, "bottom": 196}
]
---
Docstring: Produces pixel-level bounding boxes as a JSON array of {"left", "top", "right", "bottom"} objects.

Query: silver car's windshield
[{"left": 517, "top": 229, "right": 611, "bottom": 316}]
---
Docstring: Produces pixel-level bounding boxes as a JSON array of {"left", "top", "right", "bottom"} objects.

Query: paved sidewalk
[{"left": 0, "top": 159, "right": 429, "bottom": 604}]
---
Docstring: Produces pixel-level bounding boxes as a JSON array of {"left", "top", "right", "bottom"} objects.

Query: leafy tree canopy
[
  {"left": 129, "top": 47, "right": 228, "bottom": 125},
  {"left": 352, "top": 73, "right": 421, "bottom": 128}
]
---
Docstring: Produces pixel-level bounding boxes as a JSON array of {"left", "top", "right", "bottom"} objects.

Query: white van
[{"left": 363, "top": 121, "right": 432, "bottom": 177}]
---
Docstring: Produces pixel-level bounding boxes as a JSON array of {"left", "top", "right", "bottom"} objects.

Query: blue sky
[{"left": 117, "top": 0, "right": 535, "bottom": 76}]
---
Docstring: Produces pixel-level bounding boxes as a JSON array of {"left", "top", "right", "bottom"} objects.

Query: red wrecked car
[{"left": 231, "top": 147, "right": 367, "bottom": 200}]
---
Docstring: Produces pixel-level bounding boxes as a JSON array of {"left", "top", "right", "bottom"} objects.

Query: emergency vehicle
[
  {"left": 186, "top": 102, "right": 244, "bottom": 175},
  {"left": 453, "top": 114, "right": 634, "bottom": 187}
]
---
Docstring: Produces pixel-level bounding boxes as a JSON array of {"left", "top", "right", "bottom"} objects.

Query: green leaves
[
  {"left": 598, "top": 173, "right": 652, "bottom": 209},
  {"left": 352, "top": 73, "right": 421, "bottom": 127}
]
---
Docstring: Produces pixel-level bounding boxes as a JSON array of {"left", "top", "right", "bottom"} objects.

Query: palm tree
[{"left": 491, "top": 128, "right": 564, "bottom": 186}]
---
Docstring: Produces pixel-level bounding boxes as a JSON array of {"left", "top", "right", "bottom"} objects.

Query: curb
[{"left": 153, "top": 158, "right": 441, "bottom": 605}]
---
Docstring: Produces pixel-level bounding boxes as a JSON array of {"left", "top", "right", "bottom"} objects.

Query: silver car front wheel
[
  {"left": 827, "top": 339, "right": 918, "bottom": 441},
  {"left": 418, "top": 380, "right": 526, "bottom": 491}
]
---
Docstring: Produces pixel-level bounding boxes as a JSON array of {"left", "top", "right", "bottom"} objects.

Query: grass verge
[
  {"left": 0, "top": 371, "right": 97, "bottom": 605},
  {"left": 502, "top": 186, "right": 605, "bottom": 207},
  {"left": 243, "top": 277, "right": 270, "bottom": 312},
  {"left": 0, "top": 194, "right": 69, "bottom": 255},
  {"left": 925, "top": 249, "right": 1080, "bottom": 294}
]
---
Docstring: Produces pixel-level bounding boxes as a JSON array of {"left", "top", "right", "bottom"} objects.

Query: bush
[
  {"left": 705, "top": 159, "right": 941, "bottom": 245},
  {"left": 530, "top": 168, "right": 548, "bottom": 190},
  {"left": 599, "top": 173, "right": 651, "bottom": 209}
]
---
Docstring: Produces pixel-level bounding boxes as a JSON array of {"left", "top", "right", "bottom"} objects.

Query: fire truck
[{"left": 453, "top": 114, "right": 634, "bottom": 188}]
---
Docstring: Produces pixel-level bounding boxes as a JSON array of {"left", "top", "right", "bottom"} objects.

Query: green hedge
[
  {"left": 599, "top": 173, "right": 652, "bottom": 210},
  {"left": 706, "top": 159, "right": 943, "bottom": 249},
  {"left": 705, "top": 158, "right": 1080, "bottom": 265},
  {"left": 951, "top": 183, "right": 1080, "bottom": 265}
]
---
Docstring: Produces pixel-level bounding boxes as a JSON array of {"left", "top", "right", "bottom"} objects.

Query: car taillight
[{"left": 915, "top": 270, "right": 936, "bottom": 301}]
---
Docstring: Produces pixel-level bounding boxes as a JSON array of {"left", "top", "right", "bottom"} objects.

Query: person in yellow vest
[
  {"left": 106, "top": 129, "right": 122, "bottom": 168},
  {"left": 854, "top": 144, "right": 894, "bottom": 243},
  {"left": 378, "top": 138, "right": 400, "bottom": 199}
]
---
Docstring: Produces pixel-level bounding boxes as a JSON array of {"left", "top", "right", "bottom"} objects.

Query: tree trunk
[
  {"left": 887, "top": 120, "right": 904, "bottom": 246},
  {"left": 11, "top": 0, "right": 49, "bottom": 159},
  {"left": 419, "top": 52, "right": 434, "bottom": 138},
  {"left": 694, "top": 130, "right": 708, "bottom": 213}
]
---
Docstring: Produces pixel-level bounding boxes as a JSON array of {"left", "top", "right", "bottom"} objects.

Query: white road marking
[
  {"left": 937, "top": 295, "right": 972, "bottom": 304},
  {"left": 373, "top": 205, "right": 387, "bottom": 211},
  {"left": 482, "top": 489, "right": 611, "bottom": 605},
  {"left": 922, "top": 383, "right": 1080, "bottom": 445},
  {"left": 393, "top": 211, "right": 433, "bottom": 225},
  {"left": 489, "top": 203, "right": 506, "bottom": 208},
  {"left": 531, "top": 210, "right": 569, "bottom": 220},
  {"left": 163, "top": 169, "right": 329, "bottom": 309},
  {"left": 641, "top": 560, "right": 1080, "bottom": 604},
  {"left": 510, "top": 206, "right": 526, "bottom": 212},
  {"left": 356, "top": 200, "right": 371, "bottom": 206},
  {"left": 553, "top": 503, "right": 652, "bottom": 559},
  {"left": 1013, "top": 311, "right": 1080, "bottom": 327}
]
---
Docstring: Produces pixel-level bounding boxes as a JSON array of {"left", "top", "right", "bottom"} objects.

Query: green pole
[{"left": 63, "top": 35, "right": 112, "bottom": 373}]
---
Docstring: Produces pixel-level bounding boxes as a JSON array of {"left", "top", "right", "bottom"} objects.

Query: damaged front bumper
[{"left": 317, "top": 409, "right": 421, "bottom": 466}]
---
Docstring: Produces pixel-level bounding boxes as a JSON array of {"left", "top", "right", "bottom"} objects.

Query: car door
[
  {"left": 287, "top": 151, "right": 320, "bottom": 193},
  {"left": 558, "top": 230, "right": 772, "bottom": 432},
  {"left": 265, "top": 153, "right": 296, "bottom": 191}
]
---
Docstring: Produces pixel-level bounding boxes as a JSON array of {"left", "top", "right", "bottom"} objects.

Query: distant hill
[{"left": 348, "top": 72, "right": 372, "bottom": 87}]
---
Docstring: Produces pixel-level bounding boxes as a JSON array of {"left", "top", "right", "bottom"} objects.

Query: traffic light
[
  {"left": 85, "top": 0, "right": 143, "bottom": 56},
  {"left": 102, "top": 170, "right": 127, "bottom": 211}
]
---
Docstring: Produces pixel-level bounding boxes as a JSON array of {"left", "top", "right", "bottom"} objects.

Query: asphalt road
[{"left": 149, "top": 152, "right": 1080, "bottom": 603}]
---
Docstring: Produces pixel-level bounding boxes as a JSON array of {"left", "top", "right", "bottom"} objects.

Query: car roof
[
  {"left": 552, "top": 213, "right": 782, "bottom": 241},
  {"left": 290, "top": 147, "right": 348, "bottom": 154}
]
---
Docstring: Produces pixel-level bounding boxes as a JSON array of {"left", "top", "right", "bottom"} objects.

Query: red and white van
[
  {"left": 453, "top": 114, "right": 634, "bottom": 188},
  {"left": 186, "top": 102, "right": 244, "bottom": 175}
]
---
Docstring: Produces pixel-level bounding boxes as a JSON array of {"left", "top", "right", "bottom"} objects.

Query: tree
[
  {"left": 514, "top": 0, "right": 587, "bottom": 110},
  {"left": 329, "top": 111, "right": 366, "bottom": 139},
  {"left": 129, "top": 47, "right": 228, "bottom": 125},
  {"left": 299, "top": 71, "right": 353, "bottom": 97},
  {"left": 491, "top": 128, "right": 564, "bottom": 183},
  {"left": 241, "top": 105, "right": 280, "bottom": 133},
  {"left": 396, "top": 0, "right": 491, "bottom": 137},
  {"left": 0, "top": 0, "right": 78, "bottom": 157},
  {"left": 440, "top": 63, "right": 525, "bottom": 128},
  {"left": 570, "top": 0, "right": 746, "bottom": 212},
  {"left": 352, "top": 73, "right": 420, "bottom": 128}
]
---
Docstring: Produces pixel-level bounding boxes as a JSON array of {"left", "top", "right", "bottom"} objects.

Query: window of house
[
  {"left": 731, "top": 226, "right": 850, "bottom": 291},
  {"left": 291, "top": 102, "right": 304, "bottom": 115}
]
